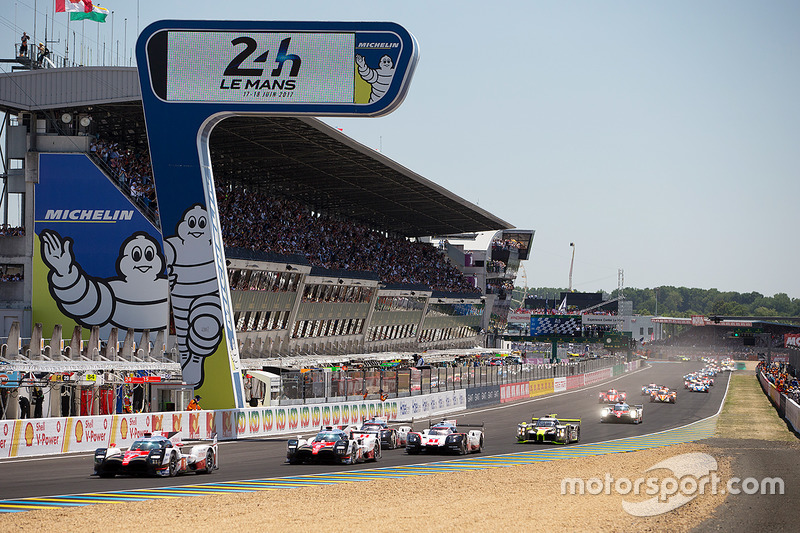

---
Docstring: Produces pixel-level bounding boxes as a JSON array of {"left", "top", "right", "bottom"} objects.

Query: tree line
[{"left": 517, "top": 286, "right": 798, "bottom": 318}]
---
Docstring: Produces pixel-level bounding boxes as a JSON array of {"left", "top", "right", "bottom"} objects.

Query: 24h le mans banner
[{"left": 136, "top": 21, "right": 418, "bottom": 409}]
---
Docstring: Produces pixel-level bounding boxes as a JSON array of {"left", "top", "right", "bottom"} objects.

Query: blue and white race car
[{"left": 406, "top": 419, "right": 484, "bottom": 455}]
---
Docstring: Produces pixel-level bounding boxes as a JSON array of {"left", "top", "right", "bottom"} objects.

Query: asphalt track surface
[{"left": 0, "top": 361, "right": 729, "bottom": 501}]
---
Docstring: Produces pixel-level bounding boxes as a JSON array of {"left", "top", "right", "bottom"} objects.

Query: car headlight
[
  {"left": 601, "top": 408, "right": 610, "bottom": 415},
  {"left": 630, "top": 409, "right": 638, "bottom": 417}
]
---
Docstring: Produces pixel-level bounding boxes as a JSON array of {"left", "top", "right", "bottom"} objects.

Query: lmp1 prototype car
[
  {"left": 598, "top": 388, "right": 627, "bottom": 404},
  {"left": 517, "top": 414, "right": 581, "bottom": 444},
  {"left": 354, "top": 417, "right": 410, "bottom": 449},
  {"left": 406, "top": 419, "right": 484, "bottom": 455},
  {"left": 600, "top": 403, "right": 644, "bottom": 424},
  {"left": 287, "top": 426, "right": 381, "bottom": 465},
  {"left": 93, "top": 432, "right": 218, "bottom": 478},
  {"left": 650, "top": 387, "right": 677, "bottom": 403}
]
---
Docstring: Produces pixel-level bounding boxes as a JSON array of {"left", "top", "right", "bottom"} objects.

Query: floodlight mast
[{"left": 568, "top": 243, "right": 575, "bottom": 292}]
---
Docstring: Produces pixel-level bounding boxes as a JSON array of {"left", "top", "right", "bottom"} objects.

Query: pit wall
[
  {"left": 0, "top": 360, "right": 641, "bottom": 459},
  {"left": 757, "top": 371, "right": 800, "bottom": 434}
]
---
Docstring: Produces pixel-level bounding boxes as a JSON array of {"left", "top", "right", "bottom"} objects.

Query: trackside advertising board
[
  {"left": 33, "top": 154, "right": 168, "bottom": 341},
  {"left": 135, "top": 21, "right": 417, "bottom": 410}
]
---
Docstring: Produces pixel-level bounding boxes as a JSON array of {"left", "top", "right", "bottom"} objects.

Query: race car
[
  {"left": 600, "top": 403, "right": 643, "bottom": 424},
  {"left": 650, "top": 387, "right": 677, "bottom": 403},
  {"left": 641, "top": 383, "right": 661, "bottom": 395},
  {"left": 406, "top": 419, "right": 484, "bottom": 455},
  {"left": 287, "top": 426, "right": 381, "bottom": 465},
  {"left": 517, "top": 414, "right": 580, "bottom": 444},
  {"left": 598, "top": 388, "right": 627, "bottom": 404},
  {"left": 688, "top": 381, "right": 710, "bottom": 393},
  {"left": 93, "top": 432, "right": 218, "bottom": 478},
  {"left": 354, "top": 417, "right": 409, "bottom": 449}
]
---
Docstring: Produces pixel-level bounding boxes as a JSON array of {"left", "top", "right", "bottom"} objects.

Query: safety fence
[
  {"left": 0, "top": 360, "right": 641, "bottom": 458},
  {"left": 757, "top": 371, "right": 800, "bottom": 434}
]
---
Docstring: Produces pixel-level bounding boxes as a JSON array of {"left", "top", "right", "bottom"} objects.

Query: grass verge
[{"left": 715, "top": 372, "right": 797, "bottom": 441}]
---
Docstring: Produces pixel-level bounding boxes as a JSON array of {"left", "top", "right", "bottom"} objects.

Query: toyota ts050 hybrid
[
  {"left": 600, "top": 403, "right": 644, "bottom": 424},
  {"left": 353, "top": 417, "right": 410, "bottom": 449},
  {"left": 287, "top": 426, "right": 380, "bottom": 465},
  {"left": 598, "top": 389, "right": 627, "bottom": 403},
  {"left": 93, "top": 432, "right": 218, "bottom": 478},
  {"left": 406, "top": 419, "right": 484, "bottom": 455},
  {"left": 517, "top": 414, "right": 581, "bottom": 444}
]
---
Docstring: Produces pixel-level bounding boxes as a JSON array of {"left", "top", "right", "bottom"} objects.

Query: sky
[{"left": 2, "top": 1, "right": 799, "bottom": 298}]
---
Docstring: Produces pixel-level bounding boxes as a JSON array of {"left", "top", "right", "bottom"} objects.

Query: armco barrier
[
  {"left": 466, "top": 385, "right": 500, "bottom": 409},
  {"left": 584, "top": 368, "right": 613, "bottom": 385},
  {"left": 529, "top": 378, "right": 554, "bottom": 397},
  {"left": 785, "top": 397, "right": 800, "bottom": 434},
  {"left": 501, "top": 382, "right": 530, "bottom": 403},
  {"left": 554, "top": 377, "right": 567, "bottom": 392},
  {"left": 566, "top": 374, "right": 585, "bottom": 389}
]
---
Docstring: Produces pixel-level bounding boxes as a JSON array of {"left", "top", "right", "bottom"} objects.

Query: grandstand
[{"left": 0, "top": 66, "right": 531, "bottom": 384}]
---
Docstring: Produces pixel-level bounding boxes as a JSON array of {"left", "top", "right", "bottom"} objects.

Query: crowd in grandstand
[
  {"left": 90, "top": 139, "right": 158, "bottom": 219},
  {"left": 216, "top": 181, "right": 477, "bottom": 293},
  {"left": 759, "top": 361, "right": 800, "bottom": 403},
  {"left": 86, "top": 138, "right": 481, "bottom": 293},
  {"left": 0, "top": 225, "right": 24, "bottom": 237}
]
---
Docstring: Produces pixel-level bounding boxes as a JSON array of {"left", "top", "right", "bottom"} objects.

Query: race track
[{"left": 0, "top": 361, "right": 728, "bottom": 502}]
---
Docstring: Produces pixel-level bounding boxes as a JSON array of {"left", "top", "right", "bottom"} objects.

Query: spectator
[
  {"left": 19, "top": 32, "right": 29, "bottom": 57},
  {"left": 36, "top": 43, "right": 50, "bottom": 67}
]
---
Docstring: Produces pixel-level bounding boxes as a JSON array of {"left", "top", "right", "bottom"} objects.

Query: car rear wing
[
  {"left": 558, "top": 418, "right": 581, "bottom": 424},
  {"left": 634, "top": 405, "right": 644, "bottom": 410}
]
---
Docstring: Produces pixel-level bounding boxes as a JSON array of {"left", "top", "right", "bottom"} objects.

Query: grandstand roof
[{"left": 1, "top": 67, "right": 513, "bottom": 237}]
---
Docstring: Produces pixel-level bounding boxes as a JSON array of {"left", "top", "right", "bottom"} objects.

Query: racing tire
[
  {"left": 168, "top": 453, "right": 179, "bottom": 477},
  {"left": 459, "top": 439, "right": 467, "bottom": 455},
  {"left": 98, "top": 471, "right": 115, "bottom": 478},
  {"left": 477, "top": 435, "right": 484, "bottom": 453},
  {"left": 374, "top": 442, "right": 382, "bottom": 461},
  {"left": 200, "top": 449, "right": 214, "bottom": 474},
  {"left": 575, "top": 427, "right": 581, "bottom": 443},
  {"left": 389, "top": 433, "right": 397, "bottom": 450}
]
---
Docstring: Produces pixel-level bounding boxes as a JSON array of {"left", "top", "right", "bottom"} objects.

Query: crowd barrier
[
  {"left": 0, "top": 359, "right": 643, "bottom": 459},
  {"left": 757, "top": 371, "right": 800, "bottom": 434}
]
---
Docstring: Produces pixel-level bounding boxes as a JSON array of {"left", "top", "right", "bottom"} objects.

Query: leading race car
[
  {"left": 287, "top": 425, "right": 381, "bottom": 465},
  {"left": 517, "top": 414, "right": 581, "bottom": 445},
  {"left": 354, "top": 417, "right": 409, "bottom": 449},
  {"left": 93, "top": 432, "right": 218, "bottom": 478},
  {"left": 650, "top": 387, "right": 677, "bottom": 403},
  {"left": 598, "top": 389, "right": 627, "bottom": 404},
  {"left": 406, "top": 419, "right": 484, "bottom": 455},
  {"left": 600, "top": 403, "right": 644, "bottom": 424}
]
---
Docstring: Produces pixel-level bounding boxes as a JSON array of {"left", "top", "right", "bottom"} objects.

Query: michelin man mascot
[
  {"left": 355, "top": 54, "right": 396, "bottom": 103},
  {"left": 40, "top": 229, "right": 169, "bottom": 333},
  {"left": 163, "top": 204, "right": 224, "bottom": 387}
]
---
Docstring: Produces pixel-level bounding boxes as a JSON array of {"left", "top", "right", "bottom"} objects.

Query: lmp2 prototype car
[
  {"left": 406, "top": 419, "right": 484, "bottom": 455},
  {"left": 688, "top": 381, "right": 710, "bottom": 393},
  {"left": 650, "top": 387, "right": 677, "bottom": 403},
  {"left": 600, "top": 403, "right": 644, "bottom": 424},
  {"left": 598, "top": 389, "right": 627, "bottom": 403},
  {"left": 287, "top": 426, "right": 381, "bottom": 465},
  {"left": 93, "top": 432, "right": 218, "bottom": 478},
  {"left": 641, "top": 383, "right": 661, "bottom": 395},
  {"left": 354, "top": 417, "right": 410, "bottom": 449},
  {"left": 517, "top": 414, "right": 581, "bottom": 444}
]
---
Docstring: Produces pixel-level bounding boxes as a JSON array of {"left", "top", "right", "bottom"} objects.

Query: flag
[{"left": 56, "top": 1, "right": 108, "bottom": 23}]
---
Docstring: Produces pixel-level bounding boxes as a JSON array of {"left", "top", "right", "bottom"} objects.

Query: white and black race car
[
  {"left": 600, "top": 403, "right": 644, "bottom": 424},
  {"left": 405, "top": 419, "right": 484, "bottom": 455},
  {"left": 354, "top": 417, "right": 410, "bottom": 449},
  {"left": 93, "top": 432, "right": 218, "bottom": 477},
  {"left": 287, "top": 425, "right": 381, "bottom": 465}
]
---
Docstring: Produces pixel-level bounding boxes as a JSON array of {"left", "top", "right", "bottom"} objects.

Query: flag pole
[{"left": 66, "top": 14, "right": 70, "bottom": 65}]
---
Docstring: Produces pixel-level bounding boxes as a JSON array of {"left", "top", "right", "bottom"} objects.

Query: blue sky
[{"left": 3, "top": 1, "right": 799, "bottom": 297}]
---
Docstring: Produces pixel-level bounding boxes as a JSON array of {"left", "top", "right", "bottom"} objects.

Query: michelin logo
[{"left": 45, "top": 209, "right": 134, "bottom": 221}]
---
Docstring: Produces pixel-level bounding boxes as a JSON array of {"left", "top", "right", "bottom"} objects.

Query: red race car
[{"left": 598, "top": 388, "right": 627, "bottom": 404}]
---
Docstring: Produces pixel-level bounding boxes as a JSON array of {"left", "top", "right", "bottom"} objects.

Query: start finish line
[{"left": 135, "top": 20, "right": 418, "bottom": 410}]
